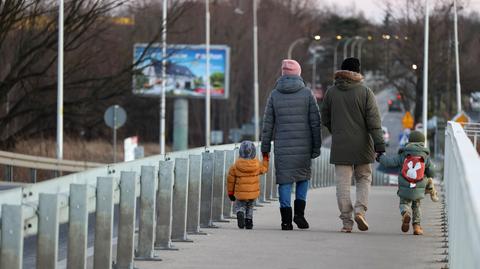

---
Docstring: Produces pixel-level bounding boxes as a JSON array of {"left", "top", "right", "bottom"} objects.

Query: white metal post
[
  {"left": 357, "top": 39, "right": 366, "bottom": 66},
  {"left": 160, "top": 0, "right": 167, "bottom": 155},
  {"left": 343, "top": 38, "right": 353, "bottom": 60},
  {"left": 453, "top": 0, "right": 462, "bottom": 113},
  {"left": 312, "top": 55, "right": 316, "bottom": 91},
  {"left": 253, "top": 0, "right": 259, "bottom": 142},
  {"left": 56, "top": 0, "right": 64, "bottom": 160},
  {"left": 333, "top": 38, "right": 342, "bottom": 76},
  {"left": 205, "top": 0, "right": 211, "bottom": 147},
  {"left": 422, "top": 0, "right": 430, "bottom": 143}
]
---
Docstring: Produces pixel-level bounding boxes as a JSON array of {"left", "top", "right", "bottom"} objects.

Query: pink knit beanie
[{"left": 281, "top": 59, "right": 302, "bottom": 76}]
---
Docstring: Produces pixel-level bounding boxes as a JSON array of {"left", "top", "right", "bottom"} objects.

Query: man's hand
[
  {"left": 311, "top": 151, "right": 320, "bottom": 159},
  {"left": 375, "top": 152, "right": 384, "bottom": 162}
]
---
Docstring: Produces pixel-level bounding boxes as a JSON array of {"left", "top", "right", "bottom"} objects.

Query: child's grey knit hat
[{"left": 239, "top": 141, "right": 256, "bottom": 159}]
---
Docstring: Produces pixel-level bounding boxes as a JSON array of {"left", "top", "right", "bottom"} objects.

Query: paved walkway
[{"left": 137, "top": 186, "right": 447, "bottom": 269}]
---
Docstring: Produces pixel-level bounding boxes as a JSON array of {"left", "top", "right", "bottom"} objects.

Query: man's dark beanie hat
[{"left": 341, "top": 57, "right": 361, "bottom": 73}]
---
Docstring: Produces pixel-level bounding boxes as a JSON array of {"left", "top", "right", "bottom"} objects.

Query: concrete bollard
[
  {"left": 200, "top": 152, "right": 217, "bottom": 228},
  {"left": 115, "top": 172, "right": 137, "bottom": 269},
  {"left": 37, "top": 193, "right": 59, "bottom": 269},
  {"left": 136, "top": 166, "right": 162, "bottom": 261},
  {"left": 67, "top": 184, "right": 88, "bottom": 269},
  {"left": 223, "top": 150, "right": 235, "bottom": 219},
  {"left": 257, "top": 148, "right": 268, "bottom": 204},
  {"left": 265, "top": 154, "right": 274, "bottom": 200},
  {"left": 155, "top": 160, "right": 178, "bottom": 250},
  {"left": 212, "top": 150, "right": 229, "bottom": 222},
  {"left": 1, "top": 205, "right": 23, "bottom": 269},
  {"left": 186, "top": 155, "right": 206, "bottom": 234},
  {"left": 311, "top": 159, "right": 316, "bottom": 188},
  {"left": 271, "top": 156, "right": 279, "bottom": 199},
  {"left": 171, "top": 158, "right": 193, "bottom": 242},
  {"left": 94, "top": 177, "right": 115, "bottom": 269}
]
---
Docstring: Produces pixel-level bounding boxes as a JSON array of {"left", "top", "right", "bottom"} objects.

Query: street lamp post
[
  {"left": 357, "top": 39, "right": 367, "bottom": 66},
  {"left": 332, "top": 35, "right": 343, "bottom": 75},
  {"left": 253, "top": 0, "right": 259, "bottom": 142},
  {"left": 453, "top": 0, "right": 462, "bottom": 113},
  {"left": 342, "top": 37, "right": 353, "bottom": 60},
  {"left": 287, "top": 37, "right": 308, "bottom": 59},
  {"left": 422, "top": 0, "right": 430, "bottom": 142},
  {"left": 350, "top": 36, "right": 362, "bottom": 57},
  {"left": 57, "top": 0, "right": 64, "bottom": 160},
  {"left": 160, "top": 0, "right": 167, "bottom": 155},
  {"left": 205, "top": 0, "right": 211, "bottom": 147}
]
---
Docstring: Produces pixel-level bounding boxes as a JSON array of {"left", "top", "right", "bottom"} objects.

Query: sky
[{"left": 320, "top": 0, "right": 480, "bottom": 23}]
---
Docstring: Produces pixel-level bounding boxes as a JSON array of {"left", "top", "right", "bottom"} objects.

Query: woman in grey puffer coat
[{"left": 261, "top": 59, "right": 322, "bottom": 230}]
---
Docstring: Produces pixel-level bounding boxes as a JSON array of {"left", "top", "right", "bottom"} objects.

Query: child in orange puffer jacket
[{"left": 227, "top": 141, "right": 269, "bottom": 229}]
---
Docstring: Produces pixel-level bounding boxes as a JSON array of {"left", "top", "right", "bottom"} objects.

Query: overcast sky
[{"left": 319, "top": 0, "right": 480, "bottom": 23}]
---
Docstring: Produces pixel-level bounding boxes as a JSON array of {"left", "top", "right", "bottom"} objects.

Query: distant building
[{"left": 144, "top": 60, "right": 196, "bottom": 92}]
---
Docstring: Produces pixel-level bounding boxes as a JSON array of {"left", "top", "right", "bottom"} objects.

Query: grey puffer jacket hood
[
  {"left": 275, "top": 75, "right": 305, "bottom": 94},
  {"left": 261, "top": 75, "right": 322, "bottom": 185}
]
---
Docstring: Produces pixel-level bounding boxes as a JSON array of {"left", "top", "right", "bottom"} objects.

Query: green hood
[
  {"left": 400, "top": 142, "right": 430, "bottom": 159},
  {"left": 274, "top": 75, "right": 305, "bottom": 94}
]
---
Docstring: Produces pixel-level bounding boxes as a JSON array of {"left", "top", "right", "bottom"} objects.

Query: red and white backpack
[{"left": 401, "top": 155, "right": 425, "bottom": 188}]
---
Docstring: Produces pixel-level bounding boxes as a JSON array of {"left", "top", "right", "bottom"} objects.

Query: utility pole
[
  {"left": 253, "top": 0, "right": 259, "bottom": 142},
  {"left": 453, "top": 0, "right": 462, "bottom": 113},
  {"left": 422, "top": 0, "right": 430, "bottom": 143},
  {"left": 160, "top": 0, "right": 167, "bottom": 155},
  {"left": 205, "top": 0, "right": 211, "bottom": 147},
  {"left": 57, "top": 0, "right": 64, "bottom": 160}
]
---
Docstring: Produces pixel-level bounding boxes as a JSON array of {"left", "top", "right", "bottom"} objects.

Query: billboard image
[{"left": 133, "top": 44, "right": 230, "bottom": 99}]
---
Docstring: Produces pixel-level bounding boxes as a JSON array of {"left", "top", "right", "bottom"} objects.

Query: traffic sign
[
  {"left": 104, "top": 105, "right": 127, "bottom": 129},
  {"left": 402, "top": 111, "right": 414, "bottom": 129},
  {"left": 104, "top": 105, "right": 127, "bottom": 163},
  {"left": 452, "top": 111, "right": 471, "bottom": 124}
]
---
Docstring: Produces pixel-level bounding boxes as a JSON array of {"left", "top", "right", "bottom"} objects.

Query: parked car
[
  {"left": 388, "top": 98, "right": 402, "bottom": 112},
  {"left": 470, "top": 92, "right": 480, "bottom": 111},
  {"left": 388, "top": 93, "right": 403, "bottom": 112},
  {"left": 382, "top": 126, "right": 390, "bottom": 147}
]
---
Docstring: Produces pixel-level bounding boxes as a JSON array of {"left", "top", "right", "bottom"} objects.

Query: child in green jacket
[{"left": 378, "top": 131, "right": 436, "bottom": 235}]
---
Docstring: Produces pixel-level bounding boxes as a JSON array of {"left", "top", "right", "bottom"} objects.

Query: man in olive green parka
[{"left": 321, "top": 58, "right": 385, "bottom": 233}]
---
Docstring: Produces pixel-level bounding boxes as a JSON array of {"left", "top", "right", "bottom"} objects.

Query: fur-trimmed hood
[
  {"left": 334, "top": 70, "right": 364, "bottom": 82},
  {"left": 333, "top": 70, "right": 364, "bottom": 91}
]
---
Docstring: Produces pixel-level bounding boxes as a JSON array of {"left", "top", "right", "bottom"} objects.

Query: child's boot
[
  {"left": 237, "top": 212, "right": 245, "bottom": 229},
  {"left": 293, "top": 199, "right": 309, "bottom": 229},
  {"left": 401, "top": 211, "right": 411, "bottom": 233},
  {"left": 425, "top": 178, "right": 439, "bottom": 202},
  {"left": 413, "top": 224, "right": 423, "bottom": 235},
  {"left": 245, "top": 218, "right": 253, "bottom": 229},
  {"left": 280, "top": 207, "right": 293, "bottom": 230}
]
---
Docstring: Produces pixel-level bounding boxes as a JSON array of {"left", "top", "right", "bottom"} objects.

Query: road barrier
[
  {"left": 0, "top": 150, "right": 102, "bottom": 182},
  {"left": 0, "top": 145, "right": 393, "bottom": 269},
  {"left": 444, "top": 121, "right": 480, "bottom": 269}
]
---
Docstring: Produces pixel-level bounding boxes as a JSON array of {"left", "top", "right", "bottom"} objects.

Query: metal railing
[
  {"left": 0, "top": 144, "right": 390, "bottom": 269},
  {"left": 444, "top": 121, "right": 480, "bottom": 269},
  {"left": 463, "top": 122, "right": 480, "bottom": 152},
  {"left": 0, "top": 150, "right": 103, "bottom": 182}
]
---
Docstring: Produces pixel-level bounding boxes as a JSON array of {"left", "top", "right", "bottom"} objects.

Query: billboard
[{"left": 133, "top": 44, "right": 230, "bottom": 99}]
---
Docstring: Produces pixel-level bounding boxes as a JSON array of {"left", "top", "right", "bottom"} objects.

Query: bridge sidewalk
[{"left": 136, "top": 186, "right": 446, "bottom": 269}]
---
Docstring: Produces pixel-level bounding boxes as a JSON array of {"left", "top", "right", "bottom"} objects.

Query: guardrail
[
  {"left": 0, "top": 144, "right": 390, "bottom": 269},
  {"left": 0, "top": 150, "right": 103, "bottom": 182},
  {"left": 463, "top": 122, "right": 480, "bottom": 152},
  {"left": 444, "top": 121, "right": 480, "bottom": 269}
]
